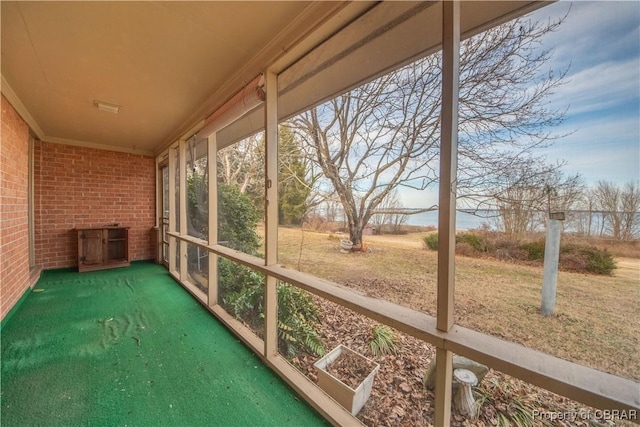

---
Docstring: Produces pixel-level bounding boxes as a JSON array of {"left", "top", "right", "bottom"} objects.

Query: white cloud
[
  {"left": 534, "top": 1, "right": 640, "bottom": 63},
  {"left": 522, "top": 1, "right": 640, "bottom": 186},
  {"left": 544, "top": 115, "right": 639, "bottom": 185},
  {"left": 552, "top": 59, "right": 639, "bottom": 115}
]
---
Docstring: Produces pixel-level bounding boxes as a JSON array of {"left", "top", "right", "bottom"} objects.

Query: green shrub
[
  {"left": 218, "top": 259, "right": 265, "bottom": 331},
  {"left": 370, "top": 325, "right": 399, "bottom": 356},
  {"left": 457, "top": 232, "right": 487, "bottom": 252},
  {"left": 424, "top": 232, "right": 487, "bottom": 254},
  {"left": 516, "top": 239, "right": 616, "bottom": 275},
  {"left": 219, "top": 266, "right": 327, "bottom": 357},
  {"left": 423, "top": 233, "right": 439, "bottom": 250},
  {"left": 218, "top": 184, "right": 262, "bottom": 255},
  {"left": 424, "top": 231, "right": 617, "bottom": 275},
  {"left": 217, "top": 183, "right": 325, "bottom": 357},
  {"left": 520, "top": 241, "right": 546, "bottom": 261},
  {"left": 565, "top": 245, "right": 616, "bottom": 275},
  {"left": 277, "top": 283, "right": 326, "bottom": 357}
]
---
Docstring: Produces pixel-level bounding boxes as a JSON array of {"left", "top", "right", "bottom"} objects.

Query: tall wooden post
[
  {"left": 168, "top": 146, "right": 177, "bottom": 275},
  {"left": 208, "top": 133, "right": 218, "bottom": 308},
  {"left": 264, "top": 70, "right": 279, "bottom": 358},
  {"left": 435, "top": 1, "right": 460, "bottom": 425},
  {"left": 179, "top": 140, "right": 188, "bottom": 282}
]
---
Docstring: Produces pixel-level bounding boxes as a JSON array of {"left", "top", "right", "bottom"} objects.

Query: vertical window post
[
  {"left": 168, "top": 146, "right": 177, "bottom": 274},
  {"left": 179, "top": 140, "right": 188, "bottom": 282},
  {"left": 208, "top": 133, "right": 219, "bottom": 308},
  {"left": 264, "top": 70, "right": 279, "bottom": 358},
  {"left": 435, "top": 1, "right": 460, "bottom": 425},
  {"left": 155, "top": 156, "right": 161, "bottom": 263}
]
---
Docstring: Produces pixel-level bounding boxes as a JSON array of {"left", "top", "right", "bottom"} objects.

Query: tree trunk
[{"left": 349, "top": 225, "right": 364, "bottom": 247}]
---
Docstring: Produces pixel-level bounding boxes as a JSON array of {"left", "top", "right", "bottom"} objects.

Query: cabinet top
[{"left": 75, "top": 226, "right": 130, "bottom": 231}]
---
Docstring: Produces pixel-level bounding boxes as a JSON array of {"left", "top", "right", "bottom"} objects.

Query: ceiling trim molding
[
  {"left": 1, "top": 75, "right": 45, "bottom": 139},
  {"left": 155, "top": 1, "right": 373, "bottom": 156},
  {"left": 43, "top": 136, "right": 154, "bottom": 157},
  {"left": 2, "top": 75, "right": 153, "bottom": 156},
  {"left": 153, "top": 120, "right": 205, "bottom": 157}
]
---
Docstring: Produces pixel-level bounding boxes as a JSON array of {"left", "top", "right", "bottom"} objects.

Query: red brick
[
  {"left": 34, "top": 141, "right": 156, "bottom": 269},
  {"left": 2, "top": 95, "right": 157, "bottom": 321},
  {"left": 1, "top": 95, "right": 31, "bottom": 321}
]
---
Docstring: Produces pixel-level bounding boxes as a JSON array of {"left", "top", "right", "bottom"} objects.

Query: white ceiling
[
  {"left": 1, "top": 1, "right": 348, "bottom": 155},
  {"left": 2, "top": 1, "right": 543, "bottom": 157}
]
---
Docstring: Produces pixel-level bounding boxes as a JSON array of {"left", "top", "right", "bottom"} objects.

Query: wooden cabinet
[{"left": 77, "top": 227, "right": 130, "bottom": 272}]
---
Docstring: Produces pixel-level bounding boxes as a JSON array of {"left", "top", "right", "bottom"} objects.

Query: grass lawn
[{"left": 276, "top": 226, "right": 639, "bottom": 381}]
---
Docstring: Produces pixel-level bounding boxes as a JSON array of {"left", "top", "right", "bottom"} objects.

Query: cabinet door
[
  {"left": 106, "top": 228, "right": 128, "bottom": 261},
  {"left": 80, "top": 230, "right": 104, "bottom": 265}
]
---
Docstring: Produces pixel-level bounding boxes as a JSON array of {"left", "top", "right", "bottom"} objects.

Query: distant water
[
  {"left": 406, "top": 210, "right": 496, "bottom": 230},
  {"left": 405, "top": 210, "right": 640, "bottom": 234}
]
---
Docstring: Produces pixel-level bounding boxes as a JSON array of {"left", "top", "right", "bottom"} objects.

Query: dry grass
[{"left": 276, "top": 226, "right": 640, "bottom": 381}]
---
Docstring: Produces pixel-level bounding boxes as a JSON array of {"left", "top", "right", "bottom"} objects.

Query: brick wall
[
  {"left": 34, "top": 142, "right": 156, "bottom": 269},
  {"left": 1, "top": 95, "right": 32, "bottom": 321}
]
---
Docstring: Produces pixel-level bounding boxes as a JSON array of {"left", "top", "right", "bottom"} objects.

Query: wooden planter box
[{"left": 314, "top": 345, "right": 380, "bottom": 415}]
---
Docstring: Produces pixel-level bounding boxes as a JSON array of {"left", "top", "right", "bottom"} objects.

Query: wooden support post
[
  {"left": 434, "top": 347, "right": 454, "bottom": 426},
  {"left": 264, "top": 70, "right": 279, "bottom": 358},
  {"left": 179, "top": 140, "right": 188, "bottom": 282},
  {"left": 208, "top": 134, "right": 219, "bottom": 308},
  {"left": 435, "top": 2, "right": 460, "bottom": 425},
  {"left": 437, "top": 0, "right": 460, "bottom": 334},
  {"left": 168, "top": 146, "right": 177, "bottom": 275},
  {"left": 155, "top": 156, "right": 161, "bottom": 263}
]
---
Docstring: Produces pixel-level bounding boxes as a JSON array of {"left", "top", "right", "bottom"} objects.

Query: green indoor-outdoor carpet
[{"left": 1, "top": 262, "right": 327, "bottom": 427}]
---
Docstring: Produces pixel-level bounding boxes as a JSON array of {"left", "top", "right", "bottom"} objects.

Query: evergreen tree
[{"left": 278, "top": 126, "right": 310, "bottom": 225}]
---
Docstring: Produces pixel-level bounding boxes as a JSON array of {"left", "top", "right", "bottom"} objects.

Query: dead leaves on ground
[{"left": 289, "top": 294, "right": 609, "bottom": 427}]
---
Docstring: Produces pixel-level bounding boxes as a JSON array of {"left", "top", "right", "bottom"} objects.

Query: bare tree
[
  {"left": 217, "top": 134, "right": 264, "bottom": 202},
  {"left": 291, "top": 14, "right": 569, "bottom": 245},
  {"left": 619, "top": 182, "right": 640, "bottom": 240},
  {"left": 371, "top": 189, "right": 409, "bottom": 234},
  {"left": 292, "top": 62, "right": 440, "bottom": 245},
  {"left": 186, "top": 139, "right": 209, "bottom": 238},
  {"left": 593, "top": 181, "right": 640, "bottom": 240},
  {"left": 488, "top": 158, "right": 583, "bottom": 236},
  {"left": 570, "top": 188, "right": 596, "bottom": 236},
  {"left": 217, "top": 127, "right": 327, "bottom": 223}
]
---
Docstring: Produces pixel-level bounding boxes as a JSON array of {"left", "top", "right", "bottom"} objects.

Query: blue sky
[
  {"left": 531, "top": 1, "right": 640, "bottom": 187},
  {"left": 402, "top": 1, "right": 640, "bottom": 209}
]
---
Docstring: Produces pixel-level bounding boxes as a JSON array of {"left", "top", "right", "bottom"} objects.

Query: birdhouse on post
[{"left": 541, "top": 209, "right": 565, "bottom": 316}]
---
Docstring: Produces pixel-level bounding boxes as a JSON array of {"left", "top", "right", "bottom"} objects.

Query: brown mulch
[
  {"left": 292, "top": 295, "right": 437, "bottom": 426},
  {"left": 289, "top": 294, "right": 630, "bottom": 427},
  {"left": 326, "top": 350, "right": 378, "bottom": 389}
]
